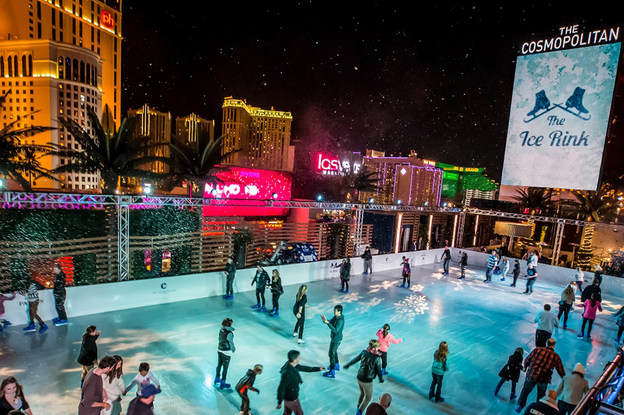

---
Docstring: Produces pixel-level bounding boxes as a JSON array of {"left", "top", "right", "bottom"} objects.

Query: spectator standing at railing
[
  {"left": 362, "top": 247, "right": 373, "bottom": 275},
  {"left": 223, "top": 257, "right": 236, "bottom": 300},
  {"left": 52, "top": 262, "right": 68, "bottom": 325}
]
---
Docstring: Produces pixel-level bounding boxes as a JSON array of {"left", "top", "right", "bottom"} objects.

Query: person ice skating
[
  {"left": 593, "top": 265, "right": 603, "bottom": 287},
  {"left": 126, "top": 384, "right": 161, "bottom": 415},
  {"left": 580, "top": 278, "right": 601, "bottom": 303},
  {"left": 577, "top": 293, "right": 602, "bottom": 340},
  {"left": 102, "top": 355, "right": 126, "bottom": 415},
  {"left": 77, "top": 325, "right": 101, "bottom": 385},
  {"left": 459, "top": 252, "right": 467, "bottom": 279},
  {"left": 214, "top": 318, "right": 235, "bottom": 389},
  {"left": 614, "top": 305, "right": 624, "bottom": 343},
  {"left": 293, "top": 285, "right": 307, "bottom": 344},
  {"left": 340, "top": 258, "right": 351, "bottom": 293},
  {"left": 523, "top": 389, "right": 560, "bottom": 415},
  {"left": 441, "top": 246, "right": 451, "bottom": 276},
  {"left": 321, "top": 304, "right": 345, "bottom": 378},
  {"left": 20, "top": 276, "right": 46, "bottom": 333},
  {"left": 51, "top": 262, "right": 68, "bottom": 326},
  {"left": 223, "top": 257, "right": 236, "bottom": 300},
  {"left": 276, "top": 350, "right": 325, "bottom": 415},
  {"left": 515, "top": 338, "right": 565, "bottom": 413},
  {"left": 534, "top": 304, "right": 559, "bottom": 348},
  {"left": 0, "top": 376, "right": 33, "bottom": 415},
  {"left": 0, "top": 291, "right": 16, "bottom": 332},
  {"left": 79, "top": 355, "right": 117, "bottom": 415},
  {"left": 362, "top": 247, "right": 373, "bottom": 275},
  {"left": 344, "top": 339, "right": 385, "bottom": 415},
  {"left": 574, "top": 267, "right": 585, "bottom": 296},
  {"left": 251, "top": 264, "right": 270, "bottom": 312},
  {"left": 557, "top": 284, "right": 576, "bottom": 329},
  {"left": 400, "top": 257, "right": 411, "bottom": 287},
  {"left": 125, "top": 362, "right": 161, "bottom": 397},
  {"left": 269, "top": 269, "right": 284, "bottom": 316},
  {"left": 484, "top": 251, "right": 497, "bottom": 283},
  {"left": 555, "top": 363, "right": 589, "bottom": 415},
  {"left": 376, "top": 324, "right": 403, "bottom": 375},
  {"left": 429, "top": 341, "right": 449, "bottom": 403},
  {"left": 499, "top": 256, "right": 510, "bottom": 281},
  {"left": 494, "top": 347, "right": 524, "bottom": 401},
  {"left": 365, "top": 393, "right": 392, "bottom": 415},
  {"left": 236, "top": 364, "right": 263, "bottom": 415},
  {"left": 511, "top": 259, "right": 521, "bottom": 287},
  {"left": 525, "top": 265, "right": 538, "bottom": 295}
]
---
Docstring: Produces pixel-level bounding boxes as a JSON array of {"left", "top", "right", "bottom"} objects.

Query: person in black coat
[
  {"left": 581, "top": 279, "right": 602, "bottom": 302},
  {"left": 321, "top": 305, "right": 345, "bottom": 378},
  {"left": 251, "top": 265, "right": 270, "bottom": 312},
  {"left": 362, "top": 247, "right": 373, "bottom": 274},
  {"left": 340, "top": 258, "right": 351, "bottom": 293},
  {"left": 269, "top": 270, "right": 284, "bottom": 317},
  {"left": 495, "top": 347, "right": 524, "bottom": 401},
  {"left": 77, "top": 325, "right": 101, "bottom": 385},
  {"left": 223, "top": 257, "right": 236, "bottom": 300},
  {"left": 511, "top": 260, "right": 521, "bottom": 287},
  {"left": 276, "top": 350, "right": 324, "bottom": 414},
  {"left": 344, "top": 339, "right": 385, "bottom": 415},
  {"left": 459, "top": 252, "right": 468, "bottom": 280},
  {"left": 52, "top": 263, "right": 68, "bottom": 325}
]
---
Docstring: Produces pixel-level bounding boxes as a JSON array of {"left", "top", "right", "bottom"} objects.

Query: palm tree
[
  {"left": 511, "top": 187, "right": 553, "bottom": 215},
  {"left": 570, "top": 189, "right": 617, "bottom": 269},
  {"left": 0, "top": 90, "right": 56, "bottom": 191},
  {"left": 168, "top": 134, "right": 234, "bottom": 198},
  {"left": 46, "top": 106, "right": 167, "bottom": 194},
  {"left": 341, "top": 169, "right": 378, "bottom": 202}
]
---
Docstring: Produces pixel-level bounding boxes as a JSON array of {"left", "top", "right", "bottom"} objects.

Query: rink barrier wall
[
  {"left": 1, "top": 249, "right": 446, "bottom": 324},
  {"left": 4, "top": 248, "right": 622, "bottom": 324},
  {"left": 460, "top": 249, "right": 624, "bottom": 299}
]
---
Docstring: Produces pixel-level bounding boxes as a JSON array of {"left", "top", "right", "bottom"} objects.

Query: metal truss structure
[{"left": 2, "top": 191, "right": 622, "bottom": 280}]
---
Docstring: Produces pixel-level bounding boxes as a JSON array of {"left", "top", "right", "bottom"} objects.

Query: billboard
[
  {"left": 501, "top": 34, "right": 620, "bottom": 190},
  {"left": 202, "top": 167, "right": 292, "bottom": 217}
]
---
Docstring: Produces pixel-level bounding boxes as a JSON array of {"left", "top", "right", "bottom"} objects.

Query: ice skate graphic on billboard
[
  {"left": 523, "top": 87, "right": 591, "bottom": 123},
  {"left": 501, "top": 42, "right": 620, "bottom": 190}
]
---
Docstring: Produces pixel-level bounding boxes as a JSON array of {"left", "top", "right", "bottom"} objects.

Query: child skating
[
  {"left": 400, "top": 257, "right": 411, "bottom": 288},
  {"left": 494, "top": 347, "right": 524, "bottom": 401},
  {"left": 429, "top": 341, "right": 449, "bottom": 403},
  {"left": 125, "top": 362, "right": 161, "bottom": 396},
  {"left": 235, "top": 364, "right": 262, "bottom": 415},
  {"left": 269, "top": 270, "right": 284, "bottom": 316},
  {"left": 376, "top": 324, "right": 404, "bottom": 375}
]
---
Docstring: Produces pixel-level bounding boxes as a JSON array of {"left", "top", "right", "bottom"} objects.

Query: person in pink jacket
[
  {"left": 376, "top": 324, "right": 404, "bottom": 375},
  {"left": 577, "top": 293, "right": 602, "bottom": 340}
]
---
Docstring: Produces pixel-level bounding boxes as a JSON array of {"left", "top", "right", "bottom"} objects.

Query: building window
[
  {"left": 80, "top": 61, "right": 85, "bottom": 83},
  {"left": 0, "top": 57, "right": 4, "bottom": 77},
  {"left": 65, "top": 57, "right": 71, "bottom": 80},
  {"left": 28, "top": 55, "right": 33, "bottom": 76},
  {"left": 58, "top": 56, "right": 64, "bottom": 79},
  {"left": 86, "top": 63, "right": 90, "bottom": 84},
  {"left": 12, "top": 56, "right": 18, "bottom": 77},
  {"left": 21, "top": 55, "right": 27, "bottom": 77},
  {"left": 72, "top": 58, "right": 78, "bottom": 81},
  {"left": 37, "top": 22, "right": 41, "bottom": 39}
]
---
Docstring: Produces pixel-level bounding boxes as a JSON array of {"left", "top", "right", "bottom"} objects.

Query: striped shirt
[{"left": 487, "top": 255, "right": 498, "bottom": 269}]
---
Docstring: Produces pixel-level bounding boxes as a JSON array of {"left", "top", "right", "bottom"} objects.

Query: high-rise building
[
  {"left": 175, "top": 113, "right": 214, "bottom": 147},
  {"left": 127, "top": 104, "right": 171, "bottom": 175},
  {"left": 0, "top": 0, "right": 122, "bottom": 191},
  {"left": 221, "top": 97, "right": 294, "bottom": 172}
]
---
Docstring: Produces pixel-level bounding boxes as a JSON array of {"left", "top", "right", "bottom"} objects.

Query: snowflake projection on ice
[
  {"left": 354, "top": 297, "right": 384, "bottom": 313},
  {"left": 305, "top": 292, "right": 363, "bottom": 317},
  {"left": 408, "top": 284, "right": 425, "bottom": 293},
  {"left": 390, "top": 294, "right": 429, "bottom": 324},
  {"left": 369, "top": 280, "right": 398, "bottom": 293}
]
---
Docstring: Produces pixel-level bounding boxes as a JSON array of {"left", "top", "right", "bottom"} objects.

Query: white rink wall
[
  {"left": 2, "top": 249, "right": 447, "bottom": 324},
  {"left": 4, "top": 247, "right": 623, "bottom": 324}
]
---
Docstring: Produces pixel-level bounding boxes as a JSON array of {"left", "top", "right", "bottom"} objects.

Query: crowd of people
[{"left": 0, "top": 246, "right": 621, "bottom": 415}]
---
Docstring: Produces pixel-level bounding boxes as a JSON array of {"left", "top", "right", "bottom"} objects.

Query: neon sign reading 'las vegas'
[{"left": 316, "top": 153, "right": 361, "bottom": 176}]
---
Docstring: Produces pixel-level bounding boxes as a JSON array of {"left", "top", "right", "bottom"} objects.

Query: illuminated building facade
[
  {"left": 0, "top": 39, "right": 102, "bottom": 190},
  {"left": 127, "top": 104, "right": 171, "bottom": 175},
  {"left": 360, "top": 150, "right": 443, "bottom": 206},
  {"left": 0, "top": 0, "right": 122, "bottom": 191},
  {"left": 175, "top": 113, "right": 214, "bottom": 146},
  {"left": 221, "top": 97, "right": 294, "bottom": 172}
]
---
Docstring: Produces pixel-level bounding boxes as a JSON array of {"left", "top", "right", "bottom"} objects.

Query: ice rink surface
[{"left": 1, "top": 260, "right": 621, "bottom": 415}]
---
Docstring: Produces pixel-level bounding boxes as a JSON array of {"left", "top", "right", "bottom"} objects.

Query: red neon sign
[{"left": 100, "top": 10, "right": 115, "bottom": 30}]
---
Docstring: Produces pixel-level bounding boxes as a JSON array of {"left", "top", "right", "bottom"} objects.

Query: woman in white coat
[{"left": 102, "top": 355, "right": 126, "bottom": 415}]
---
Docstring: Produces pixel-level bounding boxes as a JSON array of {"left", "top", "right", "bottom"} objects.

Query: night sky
[{"left": 122, "top": 1, "right": 622, "bottom": 180}]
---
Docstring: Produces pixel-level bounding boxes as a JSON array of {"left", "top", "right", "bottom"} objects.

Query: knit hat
[
  {"left": 573, "top": 363, "right": 585, "bottom": 375},
  {"left": 140, "top": 384, "right": 161, "bottom": 398},
  {"left": 539, "top": 389, "right": 557, "bottom": 405}
]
